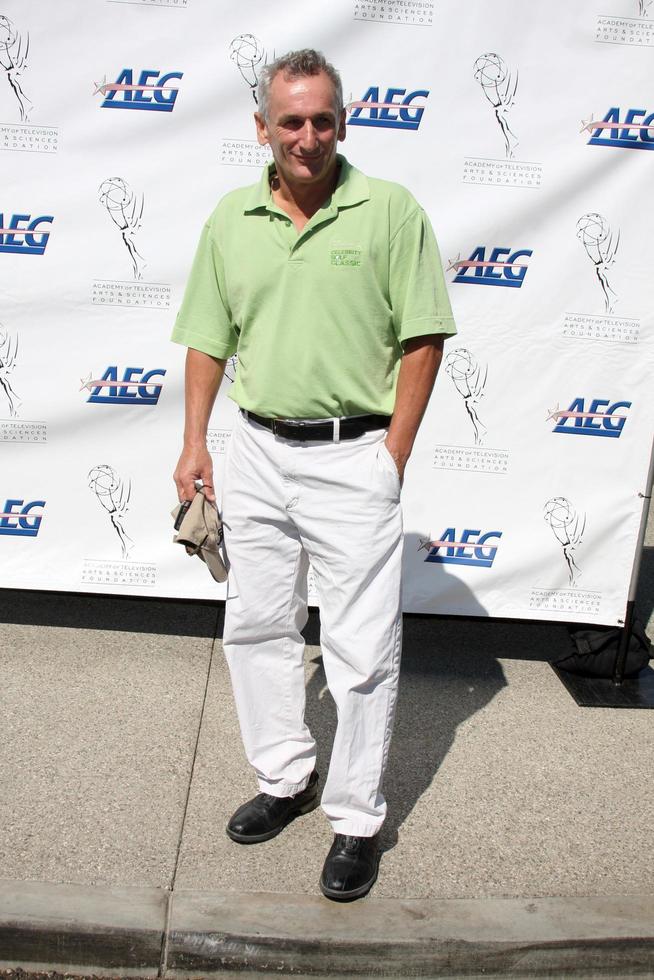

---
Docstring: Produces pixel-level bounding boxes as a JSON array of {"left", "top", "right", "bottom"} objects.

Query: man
[{"left": 172, "top": 49, "right": 455, "bottom": 900}]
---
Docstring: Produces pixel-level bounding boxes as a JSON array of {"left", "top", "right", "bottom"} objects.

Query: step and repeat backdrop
[{"left": 1, "top": 0, "right": 653, "bottom": 625}]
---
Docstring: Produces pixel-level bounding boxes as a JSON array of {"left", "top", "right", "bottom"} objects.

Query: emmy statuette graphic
[
  {"left": 544, "top": 496, "right": 586, "bottom": 587},
  {"left": 0, "top": 14, "right": 31, "bottom": 121},
  {"left": 576, "top": 212, "right": 619, "bottom": 315},
  {"left": 88, "top": 464, "right": 134, "bottom": 559},
  {"left": 99, "top": 177, "right": 146, "bottom": 281},
  {"left": 0, "top": 326, "right": 20, "bottom": 417},
  {"left": 229, "top": 34, "right": 267, "bottom": 105},
  {"left": 445, "top": 348, "right": 488, "bottom": 446},
  {"left": 473, "top": 52, "right": 518, "bottom": 159}
]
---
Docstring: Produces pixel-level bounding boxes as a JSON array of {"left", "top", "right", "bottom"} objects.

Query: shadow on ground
[
  {"left": 300, "top": 608, "right": 576, "bottom": 852},
  {"left": 0, "top": 588, "right": 223, "bottom": 637},
  {"left": 2, "top": 543, "right": 651, "bottom": 860}
]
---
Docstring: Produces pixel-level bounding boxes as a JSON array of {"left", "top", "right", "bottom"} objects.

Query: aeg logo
[
  {"left": 94, "top": 70, "right": 183, "bottom": 112},
  {"left": 420, "top": 528, "right": 502, "bottom": 568},
  {"left": 347, "top": 86, "right": 429, "bottom": 130},
  {"left": 448, "top": 246, "right": 533, "bottom": 288},
  {"left": 80, "top": 366, "right": 166, "bottom": 406},
  {"left": 0, "top": 499, "right": 45, "bottom": 536},
  {"left": 582, "top": 108, "right": 654, "bottom": 150},
  {"left": 548, "top": 398, "right": 632, "bottom": 438},
  {"left": 0, "top": 213, "right": 53, "bottom": 255}
]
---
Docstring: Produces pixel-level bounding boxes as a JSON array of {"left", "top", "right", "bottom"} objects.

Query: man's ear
[
  {"left": 337, "top": 108, "right": 347, "bottom": 142},
  {"left": 254, "top": 112, "right": 269, "bottom": 147}
]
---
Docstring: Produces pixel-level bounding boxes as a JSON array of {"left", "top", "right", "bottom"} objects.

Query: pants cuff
[
  {"left": 327, "top": 818, "right": 382, "bottom": 837},
  {"left": 257, "top": 772, "right": 313, "bottom": 797}
]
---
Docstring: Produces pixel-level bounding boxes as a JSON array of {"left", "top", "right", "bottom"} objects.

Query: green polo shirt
[{"left": 171, "top": 154, "right": 456, "bottom": 418}]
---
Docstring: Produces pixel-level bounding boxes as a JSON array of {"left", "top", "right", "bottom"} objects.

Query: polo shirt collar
[
  {"left": 333, "top": 155, "right": 370, "bottom": 208},
  {"left": 243, "top": 154, "right": 370, "bottom": 215}
]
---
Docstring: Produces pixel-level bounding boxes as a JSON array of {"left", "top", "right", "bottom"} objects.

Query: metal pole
[{"left": 612, "top": 436, "right": 654, "bottom": 685}]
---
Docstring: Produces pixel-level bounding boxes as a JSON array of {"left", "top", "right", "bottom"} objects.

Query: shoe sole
[
  {"left": 226, "top": 793, "right": 319, "bottom": 845},
  {"left": 319, "top": 855, "right": 380, "bottom": 902}
]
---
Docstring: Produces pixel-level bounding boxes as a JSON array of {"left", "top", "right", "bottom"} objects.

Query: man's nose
[{"left": 298, "top": 120, "right": 319, "bottom": 150}]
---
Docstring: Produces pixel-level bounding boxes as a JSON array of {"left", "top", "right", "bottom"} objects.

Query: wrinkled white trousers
[{"left": 221, "top": 410, "right": 404, "bottom": 837}]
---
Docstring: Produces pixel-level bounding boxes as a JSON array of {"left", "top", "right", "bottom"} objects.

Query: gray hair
[{"left": 257, "top": 49, "right": 343, "bottom": 123}]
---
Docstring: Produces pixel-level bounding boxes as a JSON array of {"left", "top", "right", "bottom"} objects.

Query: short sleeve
[
  {"left": 389, "top": 207, "right": 456, "bottom": 346},
  {"left": 170, "top": 221, "right": 239, "bottom": 359}
]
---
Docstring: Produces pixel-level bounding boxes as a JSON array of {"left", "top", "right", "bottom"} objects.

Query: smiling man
[{"left": 172, "top": 49, "right": 455, "bottom": 901}]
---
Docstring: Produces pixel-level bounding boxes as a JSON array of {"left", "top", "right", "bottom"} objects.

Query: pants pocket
[{"left": 376, "top": 439, "right": 402, "bottom": 495}]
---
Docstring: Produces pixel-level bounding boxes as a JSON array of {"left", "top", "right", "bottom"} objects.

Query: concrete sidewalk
[{"left": 0, "top": 527, "right": 652, "bottom": 977}]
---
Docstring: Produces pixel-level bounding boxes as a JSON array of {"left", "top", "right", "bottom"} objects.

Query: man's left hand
[
  {"left": 384, "top": 440, "right": 408, "bottom": 486},
  {"left": 384, "top": 334, "right": 445, "bottom": 489}
]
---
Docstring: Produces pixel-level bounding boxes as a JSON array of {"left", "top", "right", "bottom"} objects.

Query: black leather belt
[{"left": 244, "top": 411, "right": 391, "bottom": 442}]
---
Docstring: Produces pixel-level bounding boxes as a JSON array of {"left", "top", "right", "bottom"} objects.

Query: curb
[
  {"left": 0, "top": 880, "right": 165, "bottom": 977},
  {"left": 2, "top": 881, "right": 654, "bottom": 978}
]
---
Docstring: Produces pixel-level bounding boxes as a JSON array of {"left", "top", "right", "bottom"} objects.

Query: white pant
[{"left": 221, "top": 411, "right": 404, "bottom": 837}]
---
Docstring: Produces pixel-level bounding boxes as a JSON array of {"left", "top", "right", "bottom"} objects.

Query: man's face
[{"left": 255, "top": 70, "right": 346, "bottom": 189}]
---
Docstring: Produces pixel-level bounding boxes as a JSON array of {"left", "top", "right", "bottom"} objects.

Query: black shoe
[
  {"left": 226, "top": 770, "right": 319, "bottom": 844},
  {"left": 319, "top": 833, "right": 380, "bottom": 901}
]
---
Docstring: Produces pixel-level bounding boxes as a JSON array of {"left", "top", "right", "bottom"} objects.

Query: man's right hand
[
  {"left": 174, "top": 444, "right": 216, "bottom": 504},
  {"left": 173, "top": 348, "right": 226, "bottom": 506}
]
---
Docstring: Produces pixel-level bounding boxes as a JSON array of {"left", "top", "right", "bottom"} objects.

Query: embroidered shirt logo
[{"left": 331, "top": 248, "right": 361, "bottom": 267}]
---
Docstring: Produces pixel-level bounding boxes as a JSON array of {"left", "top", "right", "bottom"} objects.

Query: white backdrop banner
[{"left": 1, "top": 0, "right": 653, "bottom": 626}]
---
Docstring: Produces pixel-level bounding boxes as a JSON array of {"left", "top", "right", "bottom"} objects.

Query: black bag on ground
[{"left": 555, "top": 619, "right": 651, "bottom": 678}]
